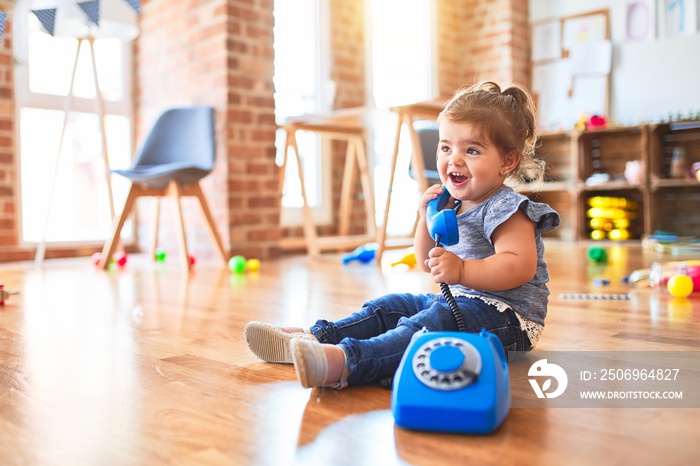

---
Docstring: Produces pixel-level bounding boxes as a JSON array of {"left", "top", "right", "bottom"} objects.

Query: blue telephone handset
[
  {"left": 425, "top": 186, "right": 465, "bottom": 331},
  {"left": 425, "top": 187, "right": 459, "bottom": 246}
]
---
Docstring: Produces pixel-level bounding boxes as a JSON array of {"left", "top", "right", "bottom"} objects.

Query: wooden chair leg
[
  {"left": 100, "top": 184, "right": 140, "bottom": 270},
  {"left": 149, "top": 197, "right": 161, "bottom": 260},
  {"left": 191, "top": 182, "right": 228, "bottom": 265},
  {"left": 169, "top": 181, "right": 191, "bottom": 271}
]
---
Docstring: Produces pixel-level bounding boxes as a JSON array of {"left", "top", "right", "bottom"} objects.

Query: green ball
[
  {"left": 228, "top": 255, "right": 247, "bottom": 273},
  {"left": 587, "top": 246, "right": 608, "bottom": 263},
  {"left": 154, "top": 248, "right": 167, "bottom": 262}
]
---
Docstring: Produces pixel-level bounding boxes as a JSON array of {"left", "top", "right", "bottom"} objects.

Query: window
[
  {"left": 367, "top": 0, "right": 437, "bottom": 235},
  {"left": 13, "top": 0, "right": 133, "bottom": 245},
  {"left": 273, "top": 0, "right": 332, "bottom": 225}
]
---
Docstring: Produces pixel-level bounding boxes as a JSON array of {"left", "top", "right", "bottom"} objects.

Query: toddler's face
[{"left": 437, "top": 119, "right": 507, "bottom": 206}]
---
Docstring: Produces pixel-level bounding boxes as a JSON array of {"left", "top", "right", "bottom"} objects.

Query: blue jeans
[{"left": 309, "top": 293, "right": 532, "bottom": 387}]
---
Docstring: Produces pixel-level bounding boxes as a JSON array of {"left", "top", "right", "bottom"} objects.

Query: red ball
[
  {"left": 189, "top": 255, "right": 196, "bottom": 266},
  {"left": 115, "top": 251, "right": 128, "bottom": 267},
  {"left": 91, "top": 252, "right": 102, "bottom": 266}
]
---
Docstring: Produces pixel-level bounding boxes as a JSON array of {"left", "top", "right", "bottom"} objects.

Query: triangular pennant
[
  {"left": 32, "top": 8, "right": 57, "bottom": 36},
  {"left": 77, "top": 0, "right": 101, "bottom": 26},
  {"left": 122, "top": 0, "right": 140, "bottom": 15},
  {"left": 0, "top": 12, "right": 7, "bottom": 40}
]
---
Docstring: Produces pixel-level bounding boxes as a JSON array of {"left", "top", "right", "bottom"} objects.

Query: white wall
[{"left": 531, "top": 0, "right": 700, "bottom": 126}]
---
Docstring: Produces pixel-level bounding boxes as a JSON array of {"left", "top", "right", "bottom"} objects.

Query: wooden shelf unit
[
  {"left": 649, "top": 121, "right": 700, "bottom": 236},
  {"left": 530, "top": 121, "right": 700, "bottom": 241}
]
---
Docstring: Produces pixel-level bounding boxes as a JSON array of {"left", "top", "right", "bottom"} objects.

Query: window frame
[
  {"left": 12, "top": 0, "right": 135, "bottom": 247},
  {"left": 274, "top": 0, "right": 333, "bottom": 227}
]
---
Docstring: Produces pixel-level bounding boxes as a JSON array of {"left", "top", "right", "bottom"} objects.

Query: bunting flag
[
  {"left": 32, "top": 8, "right": 57, "bottom": 36},
  {"left": 0, "top": 11, "right": 7, "bottom": 41},
  {"left": 122, "top": 0, "right": 141, "bottom": 15},
  {"left": 77, "top": 0, "right": 101, "bottom": 26}
]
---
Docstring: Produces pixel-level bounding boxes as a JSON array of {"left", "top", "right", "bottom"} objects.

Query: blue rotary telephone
[
  {"left": 391, "top": 186, "right": 511, "bottom": 434},
  {"left": 391, "top": 329, "right": 511, "bottom": 434}
]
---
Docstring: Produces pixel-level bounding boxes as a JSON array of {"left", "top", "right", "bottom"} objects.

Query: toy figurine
[
  {"left": 391, "top": 251, "right": 417, "bottom": 268},
  {"left": 0, "top": 283, "right": 19, "bottom": 306},
  {"left": 342, "top": 243, "right": 378, "bottom": 264}
]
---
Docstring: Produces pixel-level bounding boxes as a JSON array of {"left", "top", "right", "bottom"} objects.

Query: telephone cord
[
  {"left": 435, "top": 235, "right": 467, "bottom": 332},
  {"left": 378, "top": 237, "right": 468, "bottom": 390}
]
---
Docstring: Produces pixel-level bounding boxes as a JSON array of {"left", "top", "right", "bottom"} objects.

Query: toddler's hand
[
  {"left": 427, "top": 247, "right": 462, "bottom": 285},
  {"left": 418, "top": 184, "right": 445, "bottom": 219}
]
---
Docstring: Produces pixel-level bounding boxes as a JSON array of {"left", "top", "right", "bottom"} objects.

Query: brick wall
[
  {"left": 456, "top": 0, "right": 530, "bottom": 89},
  {"left": 328, "top": 0, "right": 367, "bottom": 238},
  {"left": 436, "top": 0, "right": 472, "bottom": 96},
  {"left": 0, "top": 0, "right": 16, "bottom": 259},
  {"left": 137, "top": 0, "right": 280, "bottom": 261},
  {"left": 0, "top": 0, "right": 530, "bottom": 263}
]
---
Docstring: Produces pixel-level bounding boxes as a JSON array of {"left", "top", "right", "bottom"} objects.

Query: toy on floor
[
  {"left": 587, "top": 246, "right": 608, "bottom": 263},
  {"left": 228, "top": 255, "right": 261, "bottom": 274},
  {"left": 0, "top": 283, "right": 19, "bottom": 306},
  {"left": 559, "top": 293, "right": 630, "bottom": 300},
  {"left": 644, "top": 260, "right": 700, "bottom": 292},
  {"left": 391, "top": 251, "right": 417, "bottom": 268},
  {"left": 246, "top": 258, "right": 260, "bottom": 272},
  {"left": 91, "top": 251, "right": 128, "bottom": 267},
  {"left": 667, "top": 274, "right": 694, "bottom": 298},
  {"left": 114, "top": 251, "right": 128, "bottom": 267},
  {"left": 646, "top": 232, "right": 700, "bottom": 255},
  {"left": 392, "top": 329, "right": 511, "bottom": 434},
  {"left": 342, "top": 243, "right": 378, "bottom": 264},
  {"left": 154, "top": 248, "right": 167, "bottom": 262},
  {"left": 229, "top": 255, "right": 247, "bottom": 273}
]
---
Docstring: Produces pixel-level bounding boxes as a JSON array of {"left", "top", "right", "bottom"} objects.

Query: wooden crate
[
  {"left": 579, "top": 126, "right": 646, "bottom": 182},
  {"left": 537, "top": 131, "right": 577, "bottom": 183},
  {"left": 649, "top": 121, "right": 700, "bottom": 181},
  {"left": 651, "top": 186, "right": 700, "bottom": 236}
]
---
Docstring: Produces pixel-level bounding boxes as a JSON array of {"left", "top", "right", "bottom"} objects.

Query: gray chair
[
  {"left": 410, "top": 122, "right": 441, "bottom": 186},
  {"left": 98, "top": 106, "right": 227, "bottom": 270}
]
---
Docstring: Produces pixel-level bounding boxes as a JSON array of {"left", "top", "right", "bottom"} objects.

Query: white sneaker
[
  {"left": 290, "top": 339, "right": 329, "bottom": 388},
  {"left": 244, "top": 321, "right": 317, "bottom": 363}
]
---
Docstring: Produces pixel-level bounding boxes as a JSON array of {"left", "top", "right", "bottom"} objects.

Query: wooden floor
[{"left": 0, "top": 242, "right": 699, "bottom": 465}]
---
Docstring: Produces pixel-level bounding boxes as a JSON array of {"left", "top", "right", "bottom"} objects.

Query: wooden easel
[
  {"left": 278, "top": 107, "right": 379, "bottom": 256},
  {"left": 35, "top": 37, "right": 115, "bottom": 264}
]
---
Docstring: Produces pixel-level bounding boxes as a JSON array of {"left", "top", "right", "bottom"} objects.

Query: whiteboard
[
  {"left": 531, "top": 9, "right": 611, "bottom": 131},
  {"left": 533, "top": 61, "right": 608, "bottom": 131}
]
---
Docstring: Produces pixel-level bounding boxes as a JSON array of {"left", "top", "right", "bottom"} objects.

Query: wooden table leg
[{"left": 376, "top": 114, "right": 406, "bottom": 264}]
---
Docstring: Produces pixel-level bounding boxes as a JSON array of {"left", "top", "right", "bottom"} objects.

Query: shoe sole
[{"left": 244, "top": 322, "right": 294, "bottom": 363}]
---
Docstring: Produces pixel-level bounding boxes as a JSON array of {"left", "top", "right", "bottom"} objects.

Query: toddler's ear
[{"left": 503, "top": 150, "right": 520, "bottom": 172}]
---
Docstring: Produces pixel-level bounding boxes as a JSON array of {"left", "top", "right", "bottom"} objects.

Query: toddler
[{"left": 245, "top": 81, "right": 560, "bottom": 389}]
